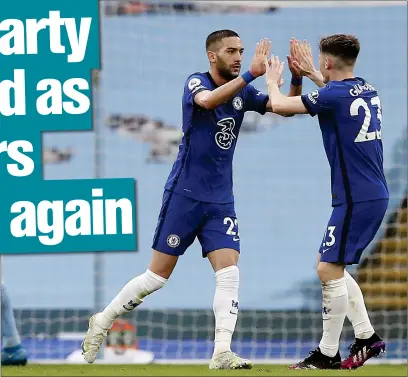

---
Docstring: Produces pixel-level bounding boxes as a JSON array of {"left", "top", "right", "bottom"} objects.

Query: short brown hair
[{"left": 319, "top": 34, "right": 360, "bottom": 66}]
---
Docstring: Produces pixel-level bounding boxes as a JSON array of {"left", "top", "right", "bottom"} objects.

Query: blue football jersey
[
  {"left": 164, "top": 72, "right": 269, "bottom": 203},
  {"left": 301, "top": 77, "right": 389, "bottom": 206}
]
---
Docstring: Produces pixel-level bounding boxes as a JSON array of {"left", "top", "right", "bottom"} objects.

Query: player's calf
[
  {"left": 212, "top": 265, "right": 240, "bottom": 357},
  {"left": 98, "top": 269, "right": 168, "bottom": 329},
  {"left": 316, "top": 262, "right": 348, "bottom": 358},
  {"left": 344, "top": 270, "right": 376, "bottom": 339},
  {"left": 96, "top": 251, "right": 176, "bottom": 331},
  {"left": 341, "top": 271, "right": 386, "bottom": 369},
  {"left": 207, "top": 256, "right": 252, "bottom": 370},
  {"left": 291, "top": 260, "right": 348, "bottom": 369},
  {"left": 82, "top": 268, "right": 168, "bottom": 363},
  {"left": 207, "top": 249, "right": 240, "bottom": 358}
]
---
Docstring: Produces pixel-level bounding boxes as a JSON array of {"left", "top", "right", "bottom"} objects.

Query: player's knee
[
  {"left": 208, "top": 248, "right": 239, "bottom": 272},
  {"left": 317, "top": 262, "right": 344, "bottom": 284},
  {"left": 215, "top": 265, "right": 239, "bottom": 290},
  {"left": 149, "top": 249, "right": 178, "bottom": 279},
  {"left": 138, "top": 269, "right": 168, "bottom": 298}
]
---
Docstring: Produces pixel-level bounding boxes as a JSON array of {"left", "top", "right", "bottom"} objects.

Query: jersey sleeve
[
  {"left": 244, "top": 84, "right": 269, "bottom": 115},
  {"left": 183, "top": 73, "right": 210, "bottom": 106},
  {"left": 300, "top": 85, "right": 335, "bottom": 117}
]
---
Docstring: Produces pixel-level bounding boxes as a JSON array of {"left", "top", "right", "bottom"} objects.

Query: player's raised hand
[
  {"left": 287, "top": 38, "right": 302, "bottom": 77},
  {"left": 292, "top": 39, "right": 316, "bottom": 76},
  {"left": 265, "top": 55, "right": 285, "bottom": 86},
  {"left": 249, "top": 38, "right": 272, "bottom": 77}
]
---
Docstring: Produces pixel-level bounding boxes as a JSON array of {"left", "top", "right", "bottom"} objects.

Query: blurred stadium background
[{"left": 3, "top": 0, "right": 407, "bottom": 365}]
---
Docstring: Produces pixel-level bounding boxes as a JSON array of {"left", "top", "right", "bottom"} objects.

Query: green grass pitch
[{"left": 2, "top": 364, "right": 407, "bottom": 376}]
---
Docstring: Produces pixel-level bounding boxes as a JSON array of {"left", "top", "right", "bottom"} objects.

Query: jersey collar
[
  {"left": 342, "top": 76, "right": 364, "bottom": 82},
  {"left": 206, "top": 71, "right": 219, "bottom": 88}
]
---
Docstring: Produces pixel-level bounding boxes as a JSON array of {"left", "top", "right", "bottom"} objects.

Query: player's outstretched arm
[
  {"left": 194, "top": 38, "right": 271, "bottom": 110},
  {"left": 292, "top": 39, "right": 325, "bottom": 88},
  {"left": 265, "top": 56, "right": 309, "bottom": 115}
]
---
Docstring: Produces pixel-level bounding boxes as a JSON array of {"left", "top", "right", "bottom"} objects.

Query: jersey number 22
[{"left": 351, "top": 96, "right": 382, "bottom": 143}]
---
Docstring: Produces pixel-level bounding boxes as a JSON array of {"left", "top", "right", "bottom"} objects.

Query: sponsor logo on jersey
[{"left": 215, "top": 117, "right": 236, "bottom": 150}]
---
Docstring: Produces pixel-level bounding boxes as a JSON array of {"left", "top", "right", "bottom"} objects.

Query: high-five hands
[
  {"left": 287, "top": 37, "right": 302, "bottom": 77},
  {"left": 265, "top": 55, "right": 285, "bottom": 87},
  {"left": 265, "top": 38, "right": 325, "bottom": 89},
  {"left": 291, "top": 39, "right": 316, "bottom": 77},
  {"left": 291, "top": 38, "right": 325, "bottom": 87},
  {"left": 249, "top": 38, "right": 272, "bottom": 78},
  {"left": 264, "top": 38, "right": 305, "bottom": 88}
]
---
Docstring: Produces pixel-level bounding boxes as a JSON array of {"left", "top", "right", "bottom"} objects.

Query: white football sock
[
  {"left": 212, "top": 266, "right": 240, "bottom": 357},
  {"left": 319, "top": 276, "right": 348, "bottom": 358},
  {"left": 344, "top": 270, "right": 375, "bottom": 340},
  {"left": 98, "top": 269, "right": 167, "bottom": 329}
]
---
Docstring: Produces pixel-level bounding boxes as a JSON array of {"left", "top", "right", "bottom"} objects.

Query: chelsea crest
[{"left": 232, "top": 97, "right": 243, "bottom": 110}]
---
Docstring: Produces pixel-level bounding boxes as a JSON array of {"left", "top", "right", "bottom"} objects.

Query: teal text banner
[{"left": 0, "top": 1, "right": 137, "bottom": 254}]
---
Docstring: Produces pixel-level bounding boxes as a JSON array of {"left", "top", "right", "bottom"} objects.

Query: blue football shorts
[
  {"left": 152, "top": 190, "right": 240, "bottom": 257},
  {"left": 319, "top": 199, "right": 388, "bottom": 265}
]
